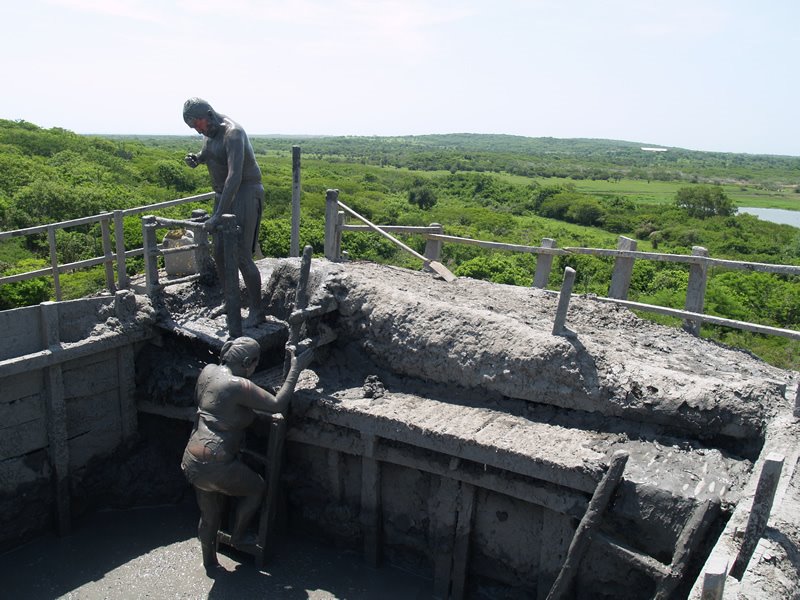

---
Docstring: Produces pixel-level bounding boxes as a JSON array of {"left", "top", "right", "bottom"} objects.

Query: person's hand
[
  {"left": 184, "top": 153, "right": 199, "bottom": 168},
  {"left": 203, "top": 214, "right": 221, "bottom": 232},
  {"left": 287, "top": 344, "right": 315, "bottom": 373}
]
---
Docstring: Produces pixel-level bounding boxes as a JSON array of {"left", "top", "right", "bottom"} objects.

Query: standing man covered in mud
[{"left": 183, "top": 98, "right": 266, "bottom": 327}]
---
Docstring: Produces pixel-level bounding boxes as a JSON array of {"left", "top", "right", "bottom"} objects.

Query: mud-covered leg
[{"left": 196, "top": 488, "right": 225, "bottom": 570}]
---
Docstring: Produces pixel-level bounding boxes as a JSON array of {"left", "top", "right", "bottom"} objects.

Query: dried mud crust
[{"left": 263, "top": 259, "right": 794, "bottom": 448}]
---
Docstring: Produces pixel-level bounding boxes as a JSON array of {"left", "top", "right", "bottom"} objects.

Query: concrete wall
[{"left": 0, "top": 293, "right": 154, "bottom": 550}]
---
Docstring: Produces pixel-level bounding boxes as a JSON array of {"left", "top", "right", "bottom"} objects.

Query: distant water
[{"left": 737, "top": 207, "right": 800, "bottom": 228}]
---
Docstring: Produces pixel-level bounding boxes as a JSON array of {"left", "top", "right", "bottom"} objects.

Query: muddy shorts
[{"left": 181, "top": 449, "right": 263, "bottom": 497}]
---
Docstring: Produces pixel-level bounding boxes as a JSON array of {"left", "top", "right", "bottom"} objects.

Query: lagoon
[{"left": 737, "top": 207, "right": 800, "bottom": 228}]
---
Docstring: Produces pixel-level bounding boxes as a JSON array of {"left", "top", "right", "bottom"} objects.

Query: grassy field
[{"left": 498, "top": 174, "right": 800, "bottom": 210}]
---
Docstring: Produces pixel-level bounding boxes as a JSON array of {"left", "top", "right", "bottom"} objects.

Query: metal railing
[
  {"left": 323, "top": 188, "right": 800, "bottom": 342},
  {"left": 0, "top": 192, "right": 215, "bottom": 300}
]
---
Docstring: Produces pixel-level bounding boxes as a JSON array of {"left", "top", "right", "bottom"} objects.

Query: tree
[
  {"left": 674, "top": 185, "right": 735, "bottom": 218},
  {"left": 408, "top": 183, "right": 437, "bottom": 210}
]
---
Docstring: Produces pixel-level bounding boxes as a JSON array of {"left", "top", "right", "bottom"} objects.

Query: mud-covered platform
[{"left": 136, "top": 257, "right": 799, "bottom": 599}]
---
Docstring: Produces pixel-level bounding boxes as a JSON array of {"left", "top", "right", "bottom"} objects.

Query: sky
[{"left": 2, "top": 0, "right": 799, "bottom": 156}]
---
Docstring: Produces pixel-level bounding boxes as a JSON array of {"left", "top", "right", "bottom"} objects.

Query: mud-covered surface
[{"left": 148, "top": 257, "right": 799, "bottom": 598}]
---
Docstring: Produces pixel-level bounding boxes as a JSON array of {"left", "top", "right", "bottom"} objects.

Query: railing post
[
  {"left": 113, "top": 209, "right": 128, "bottom": 290},
  {"left": 424, "top": 223, "right": 443, "bottom": 262},
  {"left": 221, "top": 214, "right": 242, "bottom": 338},
  {"left": 324, "top": 189, "right": 340, "bottom": 260},
  {"left": 291, "top": 145, "right": 301, "bottom": 258},
  {"left": 553, "top": 267, "right": 577, "bottom": 337},
  {"left": 609, "top": 236, "right": 637, "bottom": 299},
  {"left": 336, "top": 211, "right": 345, "bottom": 260},
  {"left": 40, "top": 301, "right": 70, "bottom": 535},
  {"left": 100, "top": 216, "right": 116, "bottom": 293},
  {"left": 684, "top": 246, "right": 709, "bottom": 336},
  {"left": 47, "top": 225, "right": 62, "bottom": 301},
  {"left": 700, "top": 556, "right": 728, "bottom": 600},
  {"left": 191, "top": 209, "right": 214, "bottom": 284},
  {"left": 730, "top": 452, "right": 785, "bottom": 580},
  {"left": 141, "top": 215, "right": 160, "bottom": 295},
  {"left": 534, "top": 238, "right": 557, "bottom": 289}
]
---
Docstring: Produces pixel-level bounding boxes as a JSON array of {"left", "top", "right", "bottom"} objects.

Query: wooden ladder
[
  {"left": 546, "top": 450, "right": 721, "bottom": 600},
  {"left": 217, "top": 412, "right": 288, "bottom": 569}
]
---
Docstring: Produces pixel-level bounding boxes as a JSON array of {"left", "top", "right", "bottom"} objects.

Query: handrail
[
  {"left": 0, "top": 191, "right": 215, "bottom": 300},
  {"left": 323, "top": 188, "right": 800, "bottom": 342}
]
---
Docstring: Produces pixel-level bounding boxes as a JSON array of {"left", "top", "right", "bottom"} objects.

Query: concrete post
[
  {"left": 534, "top": 238, "right": 557, "bottom": 289},
  {"left": 684, "top": 246, "right": 709, "bottom": 336},
  {"left": 700, "top": 556, "right": 728, "bottom": 600},
  {"left": 47, "top": 225, "right": 62, "bottom": 302},
  {"left": 291, "top": 146, "right": 301, "bottom": 257},
  {"left": 730, "top": 452, "right": 785, "bottom": 579},
  {"left": 553, "top": 267, "right": 577, "bottom": 337},
  {"left": 141, "top": 215, "right": 159, "bottom": 296},
  {"left": 100, "top": 216, "right": 116, "bottom": 293},
  {"left": 424, "top": 223, "right": 443, "bottom": 263},
  {"left": 609, "top": 236, "right": 637, "bottom": 299},
  {"left": 114, "top": 209, "right": 128, "bottom": 290},
  {"left": 40, "top": 301, "right": 70, "bottom": 535},
  {"left": 324, "top": 189, "right": 340, "bottom": 260},
  {"left": 221, "top": 214, "right": 242, "bottom": 338},
  {"left": 191, "top": 209, "right": 213, "bottom": 284}
]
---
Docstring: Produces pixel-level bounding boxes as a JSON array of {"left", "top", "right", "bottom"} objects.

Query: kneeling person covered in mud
[{"left": 181, "top": 336, "right": 313, "bottom": 571}]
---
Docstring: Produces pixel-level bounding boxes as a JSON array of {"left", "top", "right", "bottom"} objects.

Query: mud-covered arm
[
  {"left": 185, "top": 139, "right": 209, "bottom": 168},
  {"left": 236, "top": 347, "right": 314, "bottom": 414}
]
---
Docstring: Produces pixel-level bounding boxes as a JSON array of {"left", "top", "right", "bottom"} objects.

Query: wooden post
[
  {"left": 291, "top": 146, "right": 301, "bottom": 257},
  {"left": 40, "top": 301, "right": 70, "bottom": 535},
  {"left": 730, "top": 453, "right": 785, "bottom": 579},
  {"left": 47, "top": 225, "right": 62, "bottom": 301},
  {"left": 257, "top": 414, "right": 287, "bottom": 566},
  {"left": 546, "top": 451, "right": 629, "bottom": 600},
  {"left": 609, "top": 236, "right": 637, "bottom": 299},
  {"left": 361, "top": 434, "right": 382, "bottom": 566},
  {"left": 684, "top": 246, "right": 709, "bottom": 336},
  {"left": 424, "top": 223, "right": 444, "bottom": 263},
  {"left": 451, "top": 483, "right": 477, "bottom": 600},
  {"left": 221, "top": 214, "right": 242, "bottom": 338},
  {"left": 113, "top": 209, "right": 128, "bottom": 290},
  {"left": 141, "top": 215, "right": 159, "bottom": 295},
  {"left": 431, "top": 477, "right": 459, "bottom": 599},
  {"left": 553, "top": 267, "right": 576, "bottom": 337},
  {"left": 654, "top": 496, "right": 721, "bottom": 599},
  {"left": 534, "top": 238, "right": 557, "bottom": 289},
  {"left": 100, "top": 216, "right": 116, "bottom": 293},
  {"left": 190, "top": 209, "right": 213, "bottom": 283},
  {"left": 114, "top": 290, "right": 137, "bottom": 441},
  {"left": 324, "top": 189, "right": 340, "bottom": 260},
  {"left": 336, "top": 211, "right": 345, "bottom": 260},
  {"left": 700, "top": 556, "right": 728, "bottom": 600}
]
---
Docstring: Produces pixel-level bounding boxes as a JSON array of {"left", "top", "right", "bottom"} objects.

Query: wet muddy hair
[
  {"left": 219, "top": 336, "right": 261, "bottom": 369},
  {"left": 182, "top": 97, "right": 215, "bottom": 126}
]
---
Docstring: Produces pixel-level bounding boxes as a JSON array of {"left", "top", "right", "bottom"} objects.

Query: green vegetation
[{"left": 2, "top": 120, "right": 799, "bottom": 369}]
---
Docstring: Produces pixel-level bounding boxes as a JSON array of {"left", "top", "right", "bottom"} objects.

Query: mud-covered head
[
  {"left": 183, "top": 97, "right": 220, "bottom": 135},
  {"left": 220, "top": 336, "right": 261, "bottom": 374}
]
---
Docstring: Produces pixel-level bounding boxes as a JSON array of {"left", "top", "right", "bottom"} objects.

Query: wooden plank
[
  {"left": 62, "top": 355, "right": 118, "bottom": 398},
  {"left": 450, "top": 482, "right": 477, "bottom": 600},
  {"left": 0, "top": 371, "right": 42, "bottom": 403},
  {"left": 429, "top": 476, "right": 459, "bottom": 599},
  {"left": 729, "top": 453, "right": 785, "bottom": 579},
  {"left": 537, "top": 510, "right": 574, "bottom": 600},
  {"left": 324, "top": 189, "right": 340, "bottom": 260},
  {"left": 684, "top": 246, "right": 709, "bottom": 335},
  {"left": 0, "top": 414, "right": 48, "bottom": 458},
  {"left": 0, "top": 306, "right": 42, "bottom": 360},
  {"left": 428, "top": 233, "right": 569, "bottom": 256},
  {"left": 546, "top": 451, "right": 629, "bottom": 600},
  {"left": 40, "top": 301, "right": 70, "bottom": 535},
  {"left": 360, "top": 434, "right": 382, "bottom": 566},
  {"left": 257, "top": 414, "right": 287, "bottom": 567},
  {"left": 655, "top": 496, "right": 721, "bottom": 598},
  {"left": 117, "top": 345, "right": 137, "bottom": 440},
  {"left": 700, "top": 555, "right": 728, "bottom": 600}
]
